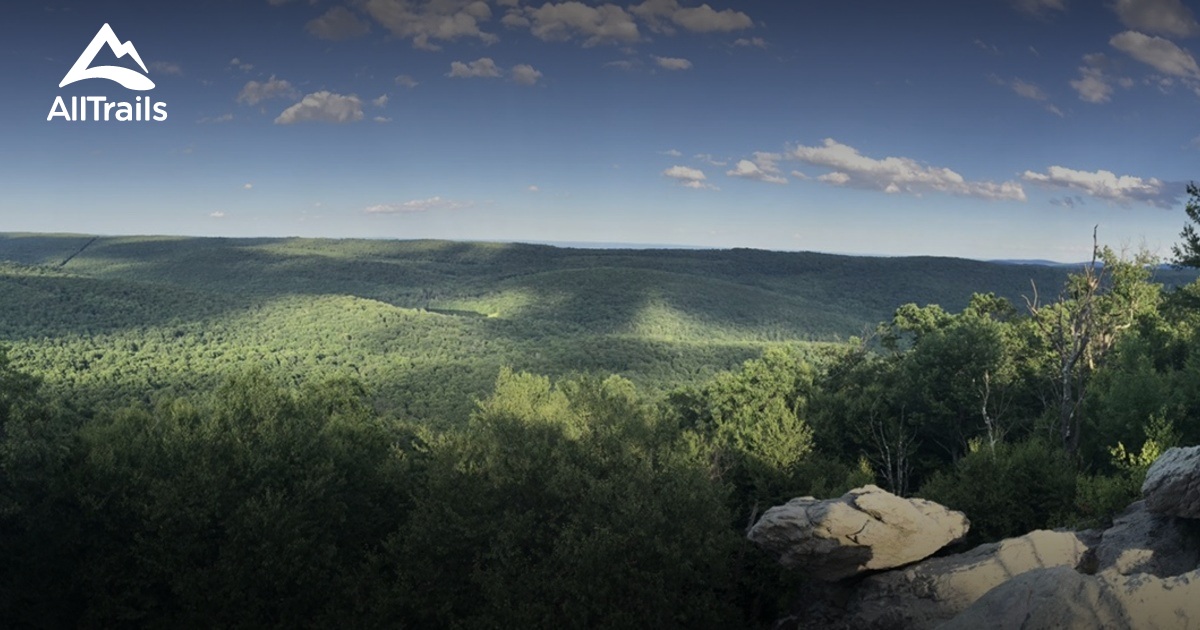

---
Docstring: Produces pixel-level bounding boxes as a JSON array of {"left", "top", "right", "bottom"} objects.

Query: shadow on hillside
[{"left": 6, "top": 233, "right": 1196, "bottom": 345}]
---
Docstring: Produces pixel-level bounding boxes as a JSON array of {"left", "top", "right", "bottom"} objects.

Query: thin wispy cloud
[
  {"left": 365, "top": 197, "right": 474, "bottom": 213},
  {"left": 1023, "top": 165, "right": 1182, "bottom": 208},
  {"left": 307, "top": 6, "right": 371, "bottom": 40},
  {"left": 653, "top": 55, "right": 692, "bottom": 71},
  {"left": 1113, "top": 0, "right": 1200, "bottom": 38},
  {"left": 237, "top": 76, "right": 298, "bottom": 105}
]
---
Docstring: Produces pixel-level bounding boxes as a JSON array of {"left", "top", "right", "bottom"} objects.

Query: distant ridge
[{"left": 987, "top": 259, "right": 1083, "bottom": 267}]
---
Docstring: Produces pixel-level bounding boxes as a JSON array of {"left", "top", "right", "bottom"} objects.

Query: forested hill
[{"left": 1, "top": 232, "right": 1195, "bottom": 421}]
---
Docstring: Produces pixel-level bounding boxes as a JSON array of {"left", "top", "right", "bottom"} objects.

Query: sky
[{"left": 2, "top": 0, "right": 1200, "bottom": 261}]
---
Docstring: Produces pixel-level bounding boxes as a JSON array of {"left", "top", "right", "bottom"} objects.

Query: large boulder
[
  {"left": 838, "top": 529, "right": 1091, "bottom": 630},
  {"left": 747, "top": 485, "right": 968, "bottom": 581},
  {"left": 936, "top": 566, "right": 1125, "bottom": 630},
  {"left": 1085, "top": 500, "right": 1200, "bottom": 577},
  {"left": 1142, "top": 446, "right": 1200, "bottom": 518},
  {"left": 939, "top": 566, "right": 1200, "bottom": 629}
]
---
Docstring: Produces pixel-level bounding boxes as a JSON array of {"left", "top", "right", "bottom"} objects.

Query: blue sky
[{"left": 3, "top": 0, "right": 1199, "bottom": 261}]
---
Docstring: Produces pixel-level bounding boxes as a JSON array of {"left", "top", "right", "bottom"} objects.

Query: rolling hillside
[{"left": 1, "top": 232, "right": 1194, "bottom": 422}]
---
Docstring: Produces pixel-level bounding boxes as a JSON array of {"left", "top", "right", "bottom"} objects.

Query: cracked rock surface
[
  {"left": 1142, "top": 446, "right": 1200, "bottom": 519},
  {"left": 747, "top": 485, "right": 969, "bottom": 581}
]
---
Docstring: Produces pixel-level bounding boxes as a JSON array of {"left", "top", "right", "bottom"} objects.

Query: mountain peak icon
[{"left": 59, "top": 23, "right": 155, "bottom": 91}]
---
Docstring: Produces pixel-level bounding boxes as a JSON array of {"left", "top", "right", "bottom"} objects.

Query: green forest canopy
[{"left": 4, "top": 200, "right": 1200, "bottom": 627}]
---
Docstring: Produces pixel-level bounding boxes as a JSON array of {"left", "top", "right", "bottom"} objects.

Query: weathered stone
[
  {"left": 1142, "top": 446, "right": 1200, "bottom": 518},
  {"left": 936, "top": 566, "right": 1126, "bottom": 630},
  {"left": 841, "top": 529, "right": 1091, "bottom": 630},
  {"left": 1087, "top": 500, "right": 1200, "bottom": 577},
  {"left": 939, "top": 566, "right": 1200, "bottom": 630},
  {"left": 747, "top": 485, "right": 968, "bottom": 581},
  {"left": 1104, "top": 569, "right": 1200, "bottom": 628}
]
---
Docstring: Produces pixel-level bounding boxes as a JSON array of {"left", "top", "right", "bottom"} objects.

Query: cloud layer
[{"left": 789, "top": 139, "right": 1026, "bottom": 201}]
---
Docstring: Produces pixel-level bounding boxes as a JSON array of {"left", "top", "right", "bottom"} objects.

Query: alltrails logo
[{"left": 47, "top": 23, "right": 167, "bottom": 122}]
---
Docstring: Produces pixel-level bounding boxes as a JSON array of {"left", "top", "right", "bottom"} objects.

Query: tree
[
  {"left": 1025, "top": 236, "right": 1160, "bottom": 454},
  {"left": 1172, "top": 182, "right": 1200, "bottom": 268},
  {"left": 394, "top": 369, "right": 741, "bottom": 629},
  {"left": 671, "top": 347, "right": 817, "bottom": 510}
]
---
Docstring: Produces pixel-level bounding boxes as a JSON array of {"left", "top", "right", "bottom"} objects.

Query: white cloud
[
  {"left": 789, "top": 138, "right": 1027, "bottom": 201},
  {"left": 733, "top": 36, "right": 767, "bottom": 48},
  {"left": 395, "top": 74, "right": 419, "bottom": 88},
  {"left": 671, "top": 3, "right": 752, "bottom": 32},
  {"left": 150, "top": 61, "right": 182, "bottom": 75},
  {"left": 365, "top": 196, "right": 473, "bottom": 213},
  {"left": 243, "top": 183, "right": 253, "bottom": 190},
  {"left": 274, "top": 91, "right": 365, "bottom": 124},
  {"left": 661, "top": 148, "right": 682, "bottom": 157},
  {"left": 373, "top": 94, "right": 389, "bottom": 107},
  {"left": 1011, "top": 0, "right": 1067, "bottom": 17},
  {"left": 1074, "top": 74, "right": 1113, "bottom": 104},
  {"left": 663, "top": 164, "right": 717, "bottom": 189},
  {"left": 362, "top": 0, "right": 497, "bottom": 50},
  {"left": 1110, "top": 30, "right": 1200, "bottom": 78},
  {"left": 526, "top": 2, "right": 640, "bottom": 47},
  {"left": 1010, "top": 78, "right": 1047, "bottom": 100},
  {"left": 229, "top": 58, "right": 253, "bottom": 72},
  {"left": 374, "top": 116, "right": 392, "bottom": 123},
  {"left": 527, "top": 185, "right": 540, "bottom": 192},
  {"left": 209, "top": 211, "right": 226, "bottom": 218},
  {"left": 653, "top": 55, "right": 692, "bottom": 70},
  {"left": 818, "top": 172, "right": 851, "bottom": 185},
  {"left": 1113, "top": 0, "right": 1200, "bottom": 37},
  {"left": 631, "top": 0, "right": 752, "bottom": 34},
  {"left": 1070, "top": 53, "right": 1129, "bottom": 103},
  {"left": 995, "top": 76, "right": 1064, "bottom": 116},
  {"left": 448, "top": 57, "right": 502, "bottom": 78},
  {"left": 501, "top": 10, "right": 530, "bottom": 28},
  {"left": 726, "top": 152, "right": 786, "bottom": 184},
  {"left": 237, "top": 76, "right": 298, "bottom": 105},
  {"left": 307, "top": 6, "right": 372, "bottom": 40},
  {"left": 727, "top": 159, "right": 786, "bottom": 184},
  {"left": 511, "top": 63, "right": 543, "bottom": 85},
  {"left": 1022, "top": 165, "right": 1181, "bottom": 207}
]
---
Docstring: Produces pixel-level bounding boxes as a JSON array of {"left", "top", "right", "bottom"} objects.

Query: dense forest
[{"left": 2, "top": 185, "right": 1200, "bottom": 627}]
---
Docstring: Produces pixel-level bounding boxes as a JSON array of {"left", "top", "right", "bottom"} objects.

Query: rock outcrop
[
  {"left": 936, "top": 566, "right": 1125, "bottom": 630},
  {"left": 1142, "top": 446, "right": 1200, "bottom": 518},
  {"left": 940, "top": 566, "right": 1200, "bottom": 630},
  {"left": 754, "top": 448, "right": 1200, "bottom": 629},
  {"left": 1085, "top": 500, "right": 1200, "bottom": 577},
  {"left": 747, "top": 485, "right": 969, "bottom": 581},
  {"left": 840, "top": 529, "right": 1091, "bottom": 630}
]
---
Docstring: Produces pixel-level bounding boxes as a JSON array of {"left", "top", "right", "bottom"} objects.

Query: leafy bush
[{"left": 919, "top": 438, "right": 1077, "bottom": 544}]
